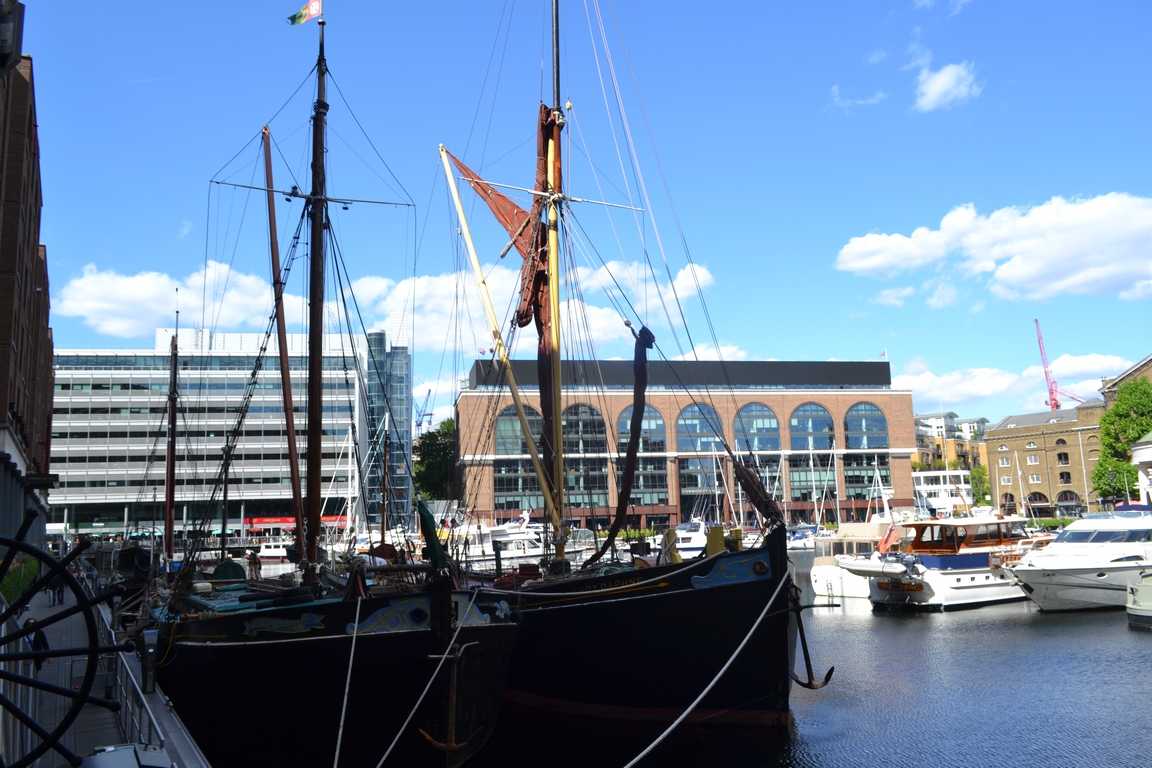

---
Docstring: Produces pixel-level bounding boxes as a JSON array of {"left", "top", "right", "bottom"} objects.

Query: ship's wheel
[{"left": 0, "top": 511, "right": 133, "bottom": 767}]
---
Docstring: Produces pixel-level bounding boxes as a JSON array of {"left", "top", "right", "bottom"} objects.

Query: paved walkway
[{"left": 20, "top": 584, "right": 211, "bottom": 767}]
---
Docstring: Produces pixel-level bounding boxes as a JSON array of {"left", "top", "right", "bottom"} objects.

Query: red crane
[{"left": 1035, "top": 318, "right": 1085, "bottom": 411}]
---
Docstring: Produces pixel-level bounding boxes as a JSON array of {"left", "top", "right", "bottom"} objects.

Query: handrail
[{"left": 78, "top": 559, "right": 167, "bottom": 750}]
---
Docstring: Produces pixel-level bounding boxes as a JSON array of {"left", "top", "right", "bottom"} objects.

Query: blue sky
[{"left": 29, "top": 1, "right": 1152, "bottom": 425}]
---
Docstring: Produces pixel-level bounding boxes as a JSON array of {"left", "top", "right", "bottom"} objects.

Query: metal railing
[{"left": 78, "top": 559, "right": 166, "bottom": 751}]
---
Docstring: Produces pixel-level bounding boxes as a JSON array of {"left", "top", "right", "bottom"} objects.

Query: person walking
[
  {"left": 24, "top": 618, "right": 50, "bottom": 673},
  {"left": 53, "top": 574, "right": 65, "bottom": 607},
  {"left": 46, "top": 575, "right": 61, "bottom": 607}
]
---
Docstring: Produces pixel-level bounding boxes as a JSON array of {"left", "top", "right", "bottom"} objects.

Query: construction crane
[
  {"left": 1034, "top": 318, "right": 1086, "bottom": 411},
  {"left": 413, "top": 390, "right": 433, "bottom": 436}
]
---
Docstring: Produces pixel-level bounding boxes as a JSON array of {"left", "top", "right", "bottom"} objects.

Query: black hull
[
  {"left": 486, "top": 531, "right": 796, "bottom": 762},
  {"left": 157, "top": 593, "right": 517, "bottom": 767}
]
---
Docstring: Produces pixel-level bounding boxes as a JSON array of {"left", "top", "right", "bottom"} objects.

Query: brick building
[
  {"left": 985, "top": 399, "right": 1105, "bottom": 517},
  {"left": 0, "top": 40, "right": 54, "bottom": 540},
  {"left": 455, "top": 359, "right": 916, "bottom": 529}
]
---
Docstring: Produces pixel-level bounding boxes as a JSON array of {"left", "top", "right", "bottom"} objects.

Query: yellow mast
[
  {"left": 438, "top": 146, "right": 562, "bottom": 531},
  {"left": 546, "top": 120, "right": 566, "bottom": 558}
]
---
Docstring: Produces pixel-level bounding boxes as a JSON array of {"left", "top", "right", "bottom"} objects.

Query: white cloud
[
  {"left": 912, "top": 0, "right": 935, "bottom": 9},
  {"left": 904, "top": 39, "right": 933, "bottom": 71},
  {"left": 925, "top": 282, "right": 959, "bottom": 308},
  {"left": 894, "top": 352, "right": 1132, "bottom": 415},
  {"left": 865, "top": 50, "right": 888, "bottom": 65},
  {"left": 672, "top": 342, "right": 749, "bottom": 362},
  {"left": 830, "top": 86, "right": 888, "bottom": 111},
  {"left": 835, "top": 193, "right": 1152, "bottom": 301},
  {"left": 178, "top": 220, "right": 193, "bottom": 239},
  {"left": 55, "top": 261, "right": 305, "bottom": 338},
  {"left": 871, "top": 286, "right": 915, "bottom": 307},
  {"left": 949, "top": 0, "right": 974, "bottom": 15},
  {"left": 914, "top": 61, "right": 982, "bottom": 111}
]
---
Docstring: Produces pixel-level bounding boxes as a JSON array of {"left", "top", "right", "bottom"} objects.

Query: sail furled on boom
[{"left": 445, "top": 102, "right": 564, "bottom": 496}]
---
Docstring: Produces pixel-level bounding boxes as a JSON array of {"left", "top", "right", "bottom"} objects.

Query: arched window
[
  {"left": 562, "top": 404, "right": 607, "bottom": 454},
  {"left": 790, "top": 403, "right": 835, "bottom": 451},
  {"left": 845, "top": 403, "right": 888, "bottom": 450},
  {"left": 1001, "top": 492, "right": 1016, "bottom": 513},
  {"left": 1026, "top": 442, "right": 1037, "bottom": 449},
  {"left": 1027, "top": 492, "right": 1049, "bottom": 505},
  {"left": 734, "top": 403, "right": 780, "bottom": 452},
  {"left": 562, "top": 405, "right": 608, "bottom": 509},
  {"left": 677, "top": 404, "right": 725, "bottom": 453},
  {"left": 617, "top": 405, "right": 666, "bottom": 453},
  {"left": 1055, "top": 438, "right": 1067, "bottom": 446},
  {"left": 677, "top": 404, "right": 725, "bottom": 520},
  {"left": 998, "top": 444, "right": 1008, "bottom": 451},
  {"left": 1057, "top": 490, "right": 1081, "bottom": 504},
  {"left": 616, "top": 406, "right": 669, "bottom": 507},
  {"left": 493, "top": 405, "right": 544, "bottom": 512}
]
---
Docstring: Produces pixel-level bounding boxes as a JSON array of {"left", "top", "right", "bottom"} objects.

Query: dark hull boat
[
  {"left": 502, "top": 536, "right": 795, "bottom": 729},
  {"left": 157, "top": 590, "right": 517, "bottom": 767},
  {"left": 152, "top": 19, "right": 518, "bottom": 768}
]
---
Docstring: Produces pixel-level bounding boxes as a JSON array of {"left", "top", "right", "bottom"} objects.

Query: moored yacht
[
  {"left": 839, "top": 515, "right": 1040, "bottom": 610},
  {"left": 1013, "top": 509, "right": 1152, "bottom": 611},
  {"left": 1127, "top": 569, "right": 1152, "bottom": 630}
]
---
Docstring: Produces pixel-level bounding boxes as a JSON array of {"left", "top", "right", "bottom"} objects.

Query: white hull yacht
[{"left": 1013, "top": 510, "right": 1152, "bottom": 611}]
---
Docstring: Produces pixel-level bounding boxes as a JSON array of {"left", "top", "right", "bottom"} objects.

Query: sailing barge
[{"left": 153, "top": 22, "right": 517, "bottom": 768}]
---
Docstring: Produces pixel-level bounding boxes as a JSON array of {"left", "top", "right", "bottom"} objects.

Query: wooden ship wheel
[{"left": 0, "top": 511, "right": 133, "bottom": 767}]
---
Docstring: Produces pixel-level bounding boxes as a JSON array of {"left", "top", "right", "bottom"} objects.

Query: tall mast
[
  {"left": 262, "top": 126, "right": 306, "bottom": 559},
  {"left": 163, "top": 325, "right": 178, "bottom": 561},
  {"left": 304, "top": 20, "right": 328, "bottom": 580},
  {"left": 546, "top": 0, "right": 566, "bottom": 560}
]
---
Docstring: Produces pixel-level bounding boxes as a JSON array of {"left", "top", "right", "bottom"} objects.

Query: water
[{"left": 777, "top": 551, "right": 1151, "bottom": 768}]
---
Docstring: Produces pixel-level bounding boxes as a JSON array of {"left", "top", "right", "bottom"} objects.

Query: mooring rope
[
  {"left": 332, "top": 595, "right": 362, "bottom": 768},
  {"left": 375, "top": 589, "right": 480, "bottom": 767},
  {"left": 622, "top": 564, "right": 795, "bottom": 768}
]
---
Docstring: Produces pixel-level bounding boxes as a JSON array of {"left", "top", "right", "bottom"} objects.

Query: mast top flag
[{"left": 288, "top": 0, "right": 322, "bottom": 25}]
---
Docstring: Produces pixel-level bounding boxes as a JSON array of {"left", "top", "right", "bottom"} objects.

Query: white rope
[
  {"left": 622, "top": 565, "right": 794, "bottom": 768},
  {"left": 332, "top": 595, "right": 362, "bottom": 768},
  {"left": 375, "top": 589, "right": 480, "bottom": 767}
]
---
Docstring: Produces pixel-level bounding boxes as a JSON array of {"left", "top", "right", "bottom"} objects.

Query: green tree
[
  {"left": 1091, "top": 378, "right": 1152, "bottom": 501},
  {"left": 413, "top": 418, "right": 456, "bottom": 500},
  {"left": 969, "top": 465, "right": 990, "bottom": 503}
]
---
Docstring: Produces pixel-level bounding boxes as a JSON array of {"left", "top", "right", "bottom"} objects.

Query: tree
[
  {"left": 1091, "top": 378, "right": 1152, "bottom": 501},
  {"left": 413, "top": 419, "right": 456, "bottom": 501},
  {"left": 969, "top": 465, "right": 990, "bottom": 503}
]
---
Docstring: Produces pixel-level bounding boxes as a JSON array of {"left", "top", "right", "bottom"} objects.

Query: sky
[{"left": 27, "top": 1, "right": 1152, "bottom": 426}]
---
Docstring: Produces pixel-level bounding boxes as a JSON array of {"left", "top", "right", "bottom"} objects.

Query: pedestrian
[
  {"left": 24, "top": 618, "right": 49, "bottom": 673},
  {"left": 53, "top": 574, "right": 65, "bottom": 607},
  {"left": 47, "top": 575, "right": 62, "bottom": 607}
]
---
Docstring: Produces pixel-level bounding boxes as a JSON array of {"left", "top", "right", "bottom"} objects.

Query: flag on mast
[{"left": 288, "top": 0, "right": 322, "bottom": 25}]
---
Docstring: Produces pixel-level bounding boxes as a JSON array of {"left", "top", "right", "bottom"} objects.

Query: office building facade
[
  {"left": 456, "top": 359, "right": 916, "bottom": 529},
  {"left": 49, "top": 330, "right": 362, "bottom": 536},
  {"left": 363, "top": 330, "right": 412, "bottom": 527}
]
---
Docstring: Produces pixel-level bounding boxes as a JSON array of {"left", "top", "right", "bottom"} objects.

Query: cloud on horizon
[{"left": 835, "top": 193, "right": 1152, "bottom": 301}]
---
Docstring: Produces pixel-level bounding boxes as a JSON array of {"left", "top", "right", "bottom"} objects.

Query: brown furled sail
[
  {"left": 444, "top": 102, "right": 564, "bottom": 497},
  {"left": 584, "top": 324, "right": 655, "bottom": 567}
]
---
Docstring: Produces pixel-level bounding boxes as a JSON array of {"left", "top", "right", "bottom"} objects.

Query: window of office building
[
  {"left": 493, "top": 405, "right": 544, "bottom": 511},
  {"left": 999, "top": 457, "right": 1010, "bottom": 467},
  {"left": 1027, "top": 455, "right": 1039, "bottom": 465},
  {"left": 678, "top": 457, "right": 724, "bottom": 520},
  {"left": 790, "top": 403, "right": 835, "bottom": 451},
  {"left": 788, "top": 453, "right": 836, "bottom": 503},
  {"left": 562, "top": 405, "right": 608, "bottom": 508},
  {"left": 844, "top": 403, "right": 888, "bottom": 449},
  {"left": 843, "top": 453, "right": 890, "bottom": 502},
  {"left": 616, "top": 406, "right": 668, "bottom": 506},
  {"left": 1029, "top": 473, "right": 1041, "bottom": 484},
  {"left": 677, "top": 404, "right": 725, "bottom": 453},
  {"left": 734, "top": 404, "right": 780, "bottom": 452}
]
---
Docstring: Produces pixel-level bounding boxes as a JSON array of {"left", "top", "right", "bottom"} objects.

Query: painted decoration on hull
[
  {"left": 242, "top": 612, "right": 326, "bottom": 637},
  {"left": 691, "top": 554, "right": 772, "bottom": 590}
]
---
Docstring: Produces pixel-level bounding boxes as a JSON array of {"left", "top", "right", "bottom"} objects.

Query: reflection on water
[{"left": 782, "top": 551, "right": 1151, "bottom": 768}]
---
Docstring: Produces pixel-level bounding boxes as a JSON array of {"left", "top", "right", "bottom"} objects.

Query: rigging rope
[
  {"left": 332, "top": 595, "right": 363, "bottom": 768},
  {"left": 375, "top": 589, "right": 480, "bottom": 767},
  {"left": 621, "top": 564, "right": 794, "bottom": 768}
]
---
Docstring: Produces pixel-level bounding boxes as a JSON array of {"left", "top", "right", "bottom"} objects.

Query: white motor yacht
[
  {"left": 1013, "top": 511, "right": 1152, "bottom": 611},
  {"left": 839, "top": 515, "right": 1042, "bottom": 610},
  {"left": 1126, "top": 569, "right": 1152, "bottom": 630}
]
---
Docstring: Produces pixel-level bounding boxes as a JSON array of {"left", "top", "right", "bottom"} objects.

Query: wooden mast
[
  {"left": 262, "top": 126, "right": 306, "bottom": 559},
  {"left": 163, "top": 329, "right": 178, "bottom": 561},
  {"left": 546, "top": 0, "right": 567, "bottom": 561},
  {"left": 304, "top": 20, "right": 328, "bottom": 581}
]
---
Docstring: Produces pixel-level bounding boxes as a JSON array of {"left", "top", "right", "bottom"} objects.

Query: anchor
[
  {"left": 419, "top": 641, "right": 482, "bottom": 754},
  {"left": 787, "top": 582, "right": 834, "bottom": 690}
]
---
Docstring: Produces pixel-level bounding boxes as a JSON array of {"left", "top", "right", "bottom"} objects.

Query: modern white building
[
  {"left": 911, "top": 468, "right": 974, "bottom": 515},
  {"left": 49, "top": 329, "right": 365, "bottom": 536}
]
